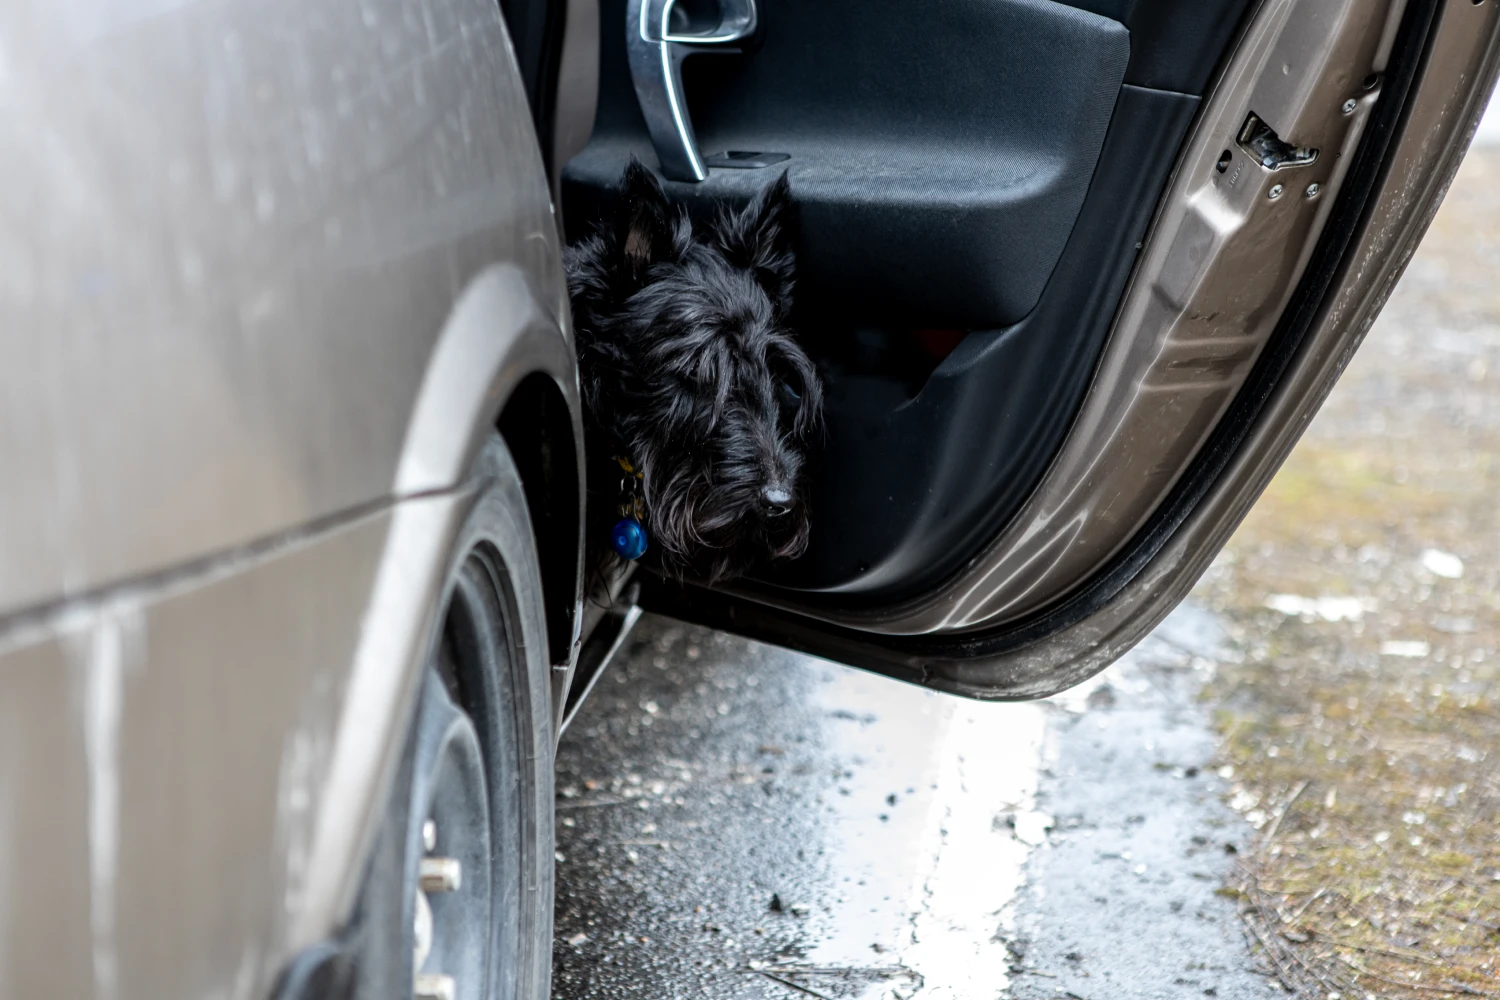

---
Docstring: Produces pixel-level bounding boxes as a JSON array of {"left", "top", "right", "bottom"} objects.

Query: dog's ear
[
  {"left": 613, "top": 159, "right": 679, "bottom": 281},
  {"left": 714, "top": 172, "right": 795, "bottom": 314}
]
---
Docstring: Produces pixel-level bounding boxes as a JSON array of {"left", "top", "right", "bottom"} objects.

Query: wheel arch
[
  {"left": 498, "top": 370, "right": 585, "bottom": 670},
  {"left": 394, "top": 262, "right": 586, "bottom": 671}
]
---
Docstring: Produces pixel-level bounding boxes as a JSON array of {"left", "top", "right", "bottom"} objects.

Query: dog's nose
[{"left": 761, "top": 485, "right": 793, "bottom": 517}]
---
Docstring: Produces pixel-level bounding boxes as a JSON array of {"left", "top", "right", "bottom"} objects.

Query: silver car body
[{"left": 0, "top": 0, "right": 578, "bottom": 995}]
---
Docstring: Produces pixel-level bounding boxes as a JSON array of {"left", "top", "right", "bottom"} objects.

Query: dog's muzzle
[{"left": 761, "top": 485, "right": 793, "bottom": 517}]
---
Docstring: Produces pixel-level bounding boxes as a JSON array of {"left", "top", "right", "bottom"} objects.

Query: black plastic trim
[
  {"left": 499, "top": 372, "right": 583, "bottom": 668},
  {"left": 1090, "top": 0, "right": 1260, "bottom": 93},
  {"left": 498, "top": 0, "right": 570, "bottom": 177},
  {"left": 271, "top": 941, "right": 354, "bottom": 1000}
]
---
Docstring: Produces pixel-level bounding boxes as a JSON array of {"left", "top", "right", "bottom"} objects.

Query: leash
[{"left": 611, "top": 455, "right": 648, "bottom": 560}]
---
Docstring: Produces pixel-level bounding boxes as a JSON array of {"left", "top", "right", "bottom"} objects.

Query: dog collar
[{"left": 611, "top": 455, "right": 648, "bottom": 560}]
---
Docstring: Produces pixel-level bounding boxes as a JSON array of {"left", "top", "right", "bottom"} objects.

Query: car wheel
[{"left": 345, "top": 435, "right": 557, "bottom": 1000}]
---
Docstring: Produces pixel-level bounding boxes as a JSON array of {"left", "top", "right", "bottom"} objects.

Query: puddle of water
[
  {"left": 899, "top": 701, "right": 1046, "bottom": 1000},
  {"left": 794, "top": 665, "right": 1048, "bottom": 999},
  {"left": 1475, "top": 80, "right": 1500, "bottom": 146}
]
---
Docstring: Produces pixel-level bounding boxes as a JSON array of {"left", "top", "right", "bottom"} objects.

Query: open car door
[{"left": 562, "top": 0, "right": 1500, "bottom": 699}]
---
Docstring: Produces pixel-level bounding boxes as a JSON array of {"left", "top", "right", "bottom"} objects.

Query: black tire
[{"left": 350, "top": 435, "right": 556, "bottom": 1000}]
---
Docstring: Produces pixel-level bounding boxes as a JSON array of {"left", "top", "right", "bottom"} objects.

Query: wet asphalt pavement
[{"left": 551, "top": 607, "right": 1269, "bottom": 999}]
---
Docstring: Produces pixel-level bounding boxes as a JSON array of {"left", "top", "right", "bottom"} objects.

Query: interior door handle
[{"left": 626, "top": 0, "right": 758, "bottom": 182}]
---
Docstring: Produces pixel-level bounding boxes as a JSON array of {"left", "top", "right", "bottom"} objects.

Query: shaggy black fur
[{"left": 565, "top": 161, "right": 823, "bottom": 583}]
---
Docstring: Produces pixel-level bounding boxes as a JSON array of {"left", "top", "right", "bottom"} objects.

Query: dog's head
[{"left": 576, "top": 161, "right": 823, "bottom": 582}]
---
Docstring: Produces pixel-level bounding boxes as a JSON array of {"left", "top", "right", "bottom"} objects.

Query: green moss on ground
[{"left": 1192, "top": 150, "right": 1500, "bottom": 999}]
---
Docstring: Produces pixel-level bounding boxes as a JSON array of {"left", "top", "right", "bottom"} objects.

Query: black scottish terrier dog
[{"left": 565, "top": 161, "right": 823, "bottom": 583}]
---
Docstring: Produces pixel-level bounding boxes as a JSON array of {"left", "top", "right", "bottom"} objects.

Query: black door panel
[
  {"left": 568, "top": 0, "right": 1129, "bottom": 330},
  {"left": 631, "top": 0, "right": 1489, "bottom": 706},
  {"left": 562, "top": 0, "right": 1240, "bottom": 602},
  {"left": 1078, "top": 0, "right": 1256, "bottom": 93},
  {"left": 763, "top": 85, "right": 1199, "bottom": 599}
]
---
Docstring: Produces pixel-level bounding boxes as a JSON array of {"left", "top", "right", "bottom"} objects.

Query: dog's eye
[{"left": 778, "top": 382, "right": 801, "bottom": 408}]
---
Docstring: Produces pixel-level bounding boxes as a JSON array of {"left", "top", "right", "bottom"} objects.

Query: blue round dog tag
[{"left": 611, "top": 517, "right": 648, "bottom": 561}]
